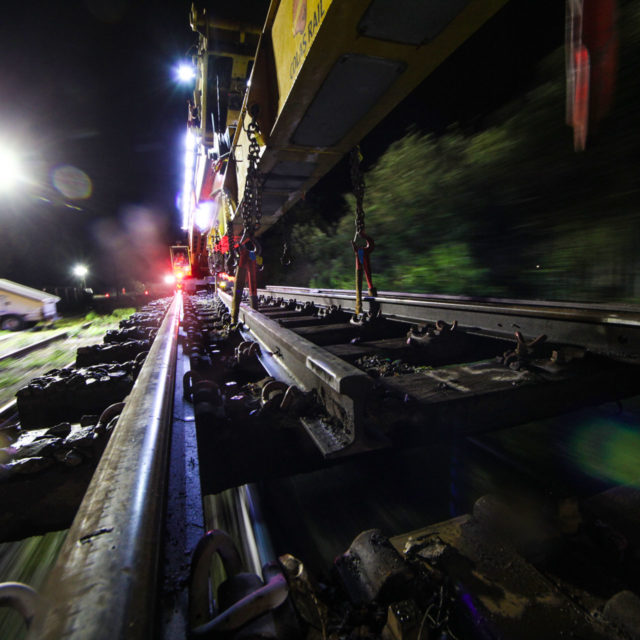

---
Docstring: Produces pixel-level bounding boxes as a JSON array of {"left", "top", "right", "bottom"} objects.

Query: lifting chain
[
  {"left": 350, "top": 146, "right": 365, "bottom": 234},
  {"left": 240, "top": 106, "right": 263, "bottom": 239},
  {"left": 280, "top": 240, "right": 293, "bottom": 266},
  {"left": 224, "top": 192, "right": 236, "bottom": 273},
  {"left": 280, "top": 218, "right": 293, "bottom": 266},
  {"left": 349, "top": 146, "right": 377, "bottom": 319},
  {"left": 209, "top": 230, "right": 223, "bottom": 274},
  {"left": 231, "top": 106, "right": 264, "bottom": 321}
]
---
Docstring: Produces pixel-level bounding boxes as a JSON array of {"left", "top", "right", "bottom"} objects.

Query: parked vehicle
[{"left": 0, "top": 279, "right": 60, "bottom": 330}]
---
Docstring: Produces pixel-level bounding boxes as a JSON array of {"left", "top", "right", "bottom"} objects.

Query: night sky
[
  {"left": 0, "top": 0, "right": 563, "bottom": 292},
  {"left": 0, "top": 0, "right": 192, "bottom": 291}
]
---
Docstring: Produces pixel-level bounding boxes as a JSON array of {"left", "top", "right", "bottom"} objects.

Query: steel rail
[
  {"left": 218, "top": 290, "right": 374, "bottom": 456},
  {"left": 265, "top": 286, "right": 640, "bottom": 313},
  {"left": 262, "top": 286, "right": 640, "bottom": 360},
  {"left": 28, "top": 294, "right": 181, "bottom": 640}
]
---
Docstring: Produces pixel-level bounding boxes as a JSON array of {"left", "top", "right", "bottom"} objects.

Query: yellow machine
[{"left": 181, "top": 0, "right": 511, "bottom": 281}]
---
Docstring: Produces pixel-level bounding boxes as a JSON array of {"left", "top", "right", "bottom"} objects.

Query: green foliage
[{"left": 84, "top": 308, "right": 135, "bottom": 324}]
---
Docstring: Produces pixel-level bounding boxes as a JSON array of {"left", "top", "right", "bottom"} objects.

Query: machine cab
[{"left": 170, "top": 245, "right": 192, "bottom": 284}]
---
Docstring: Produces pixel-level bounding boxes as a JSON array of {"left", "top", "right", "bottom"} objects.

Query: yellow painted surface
[{"left": 271, "top": 0, "right": 334, "bottom": 114}]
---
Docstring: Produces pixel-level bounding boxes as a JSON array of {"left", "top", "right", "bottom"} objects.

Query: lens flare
[
  {"left": 570, "top": 417, "right": 640, "bottom": 485},
  {"left": 52, "top": 165, "right": 92, "bottom": 199}
]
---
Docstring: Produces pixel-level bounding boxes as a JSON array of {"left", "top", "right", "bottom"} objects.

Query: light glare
[
  {"left": 0, "top": 145, "right": 22, "bottom": 192},
  {"left": 73, "top": 265, "right": 88, "bottom": 278},
  {"left": 177, "top": 63, "right": 196, "bottom": 82},
  {"left": 181, "top": 130, "right": 196, "bottom": 229},
  {"left": 194, "top": 201, "right": 216, "bottom": 232}
]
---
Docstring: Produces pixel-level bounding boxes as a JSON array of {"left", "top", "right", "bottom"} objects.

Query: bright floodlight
[
  {"left": 73, "top": 265, "right": 88, "bottom": 278},
  {"left": 177, "top": 63, "right": 196, "bottom": 82},
  {"left": 164, "top": 274, "right": 176, "bottom": 284},
  {"left": 0, "top": 145, "right": 22, "bottom": 192}
]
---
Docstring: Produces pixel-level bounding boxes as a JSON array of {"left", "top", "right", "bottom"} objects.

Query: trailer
[{"left": 0, "top": 278, "right": 60, "bottom": 330}]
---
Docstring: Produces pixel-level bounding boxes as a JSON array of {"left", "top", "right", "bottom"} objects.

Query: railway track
[
  {"left": 0, "top": 330, "right": 70, "bottom": 365},
  {"left": 3, "top": 288, "right": 640, "bottom": 639}
]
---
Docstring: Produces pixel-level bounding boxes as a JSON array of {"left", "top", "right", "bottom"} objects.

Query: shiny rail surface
[
  {"left": 262, "top": 286, "right": 640, "bottom": 360},
  {"left": 28, "top": 294, "right": 181, "bottom": 640}
]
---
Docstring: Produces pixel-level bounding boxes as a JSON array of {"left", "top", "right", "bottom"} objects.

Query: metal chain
[
  {"left": 209, "top": 231, "right": 221, "bottom": 273},
  {"left": 224, "top": 194, "right": 236, "bottom": 272},
  {"left": 280, "top": 217, "right": 293, "bottom": 266},
  {"left": 349, "top": 146, "right": 365, "bottom": 234},
  {"left": 240, "top": 109, "right": 263, "bottom": 239}
]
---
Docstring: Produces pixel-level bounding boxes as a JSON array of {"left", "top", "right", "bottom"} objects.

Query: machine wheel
[{"left": 0, "top": 315, "right": 24, "bottom": 331}]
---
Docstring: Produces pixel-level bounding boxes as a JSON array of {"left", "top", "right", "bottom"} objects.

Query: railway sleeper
[{"left": 221, "top": 291, "right": 640, "bottom": 459}]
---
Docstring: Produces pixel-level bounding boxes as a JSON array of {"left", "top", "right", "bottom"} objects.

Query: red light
[
  {"left": 106, "top": 293, "right": 110, "bottom": 298},
  {"left": 144, "top": 290, "right": 149, "bottom": 295}
]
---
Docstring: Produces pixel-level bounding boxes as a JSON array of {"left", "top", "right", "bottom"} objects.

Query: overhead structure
[{"left": 181, "top": 0, "right": 510, "bottom": 281}]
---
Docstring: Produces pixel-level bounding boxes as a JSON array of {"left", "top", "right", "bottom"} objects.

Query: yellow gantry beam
[{"left": 224, "top": 0, "right": 509, "bottom": 234}]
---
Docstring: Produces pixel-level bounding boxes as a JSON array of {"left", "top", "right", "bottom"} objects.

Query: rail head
[{"left": 28, "top": 294, "right": 181, "bottom": 640}]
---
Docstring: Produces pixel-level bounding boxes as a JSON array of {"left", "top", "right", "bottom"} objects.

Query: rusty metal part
[
  {"left": 335, "top": 529, "right": 415, "bottom": 605},
  {"left": 502, "top": 331, "right": 547, "bottom": 368},
  {"left": 28, "top": 294, "right": 180, "bottom": 640},
  {"left": 407, "top": 319, "right": 458, "bottom": 346}
]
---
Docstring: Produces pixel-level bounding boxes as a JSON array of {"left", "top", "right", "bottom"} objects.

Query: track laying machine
[{"left": 178, "top": 0, "right": 617, "bottom": 304}]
